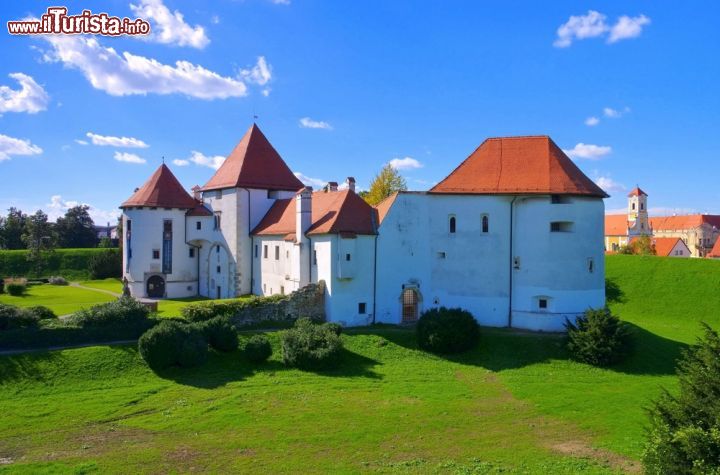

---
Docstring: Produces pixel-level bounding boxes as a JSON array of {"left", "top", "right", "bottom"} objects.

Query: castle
[{"left": 121, "top": 125, "right": 607, "bottom": 331}]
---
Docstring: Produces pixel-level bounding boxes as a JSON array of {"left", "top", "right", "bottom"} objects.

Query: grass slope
[{"left": 0, "top": 284, "right": 115, "bottom": 316}]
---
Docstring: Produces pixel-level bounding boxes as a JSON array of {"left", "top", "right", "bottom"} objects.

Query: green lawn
[
  {"left": 0, "top": 255, "right": 718, "bottom": 473},
  {"left": 77, "top": 278, "right": 122, "bottom": 294},
  {"left": 0, "top": 284, "right": 115, "bottom": 316}
]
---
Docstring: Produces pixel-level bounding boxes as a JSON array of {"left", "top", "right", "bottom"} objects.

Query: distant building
[
  {"left": 648, "top": 237, "right": 691, "bottom": 258},
  {"left": 708, "top": 238, "right": 720, "bottom": 259},
  {"left": 605, "top": 188, "right": 720, "bottom": 257},
  {"left": 94, "top": 223, "right": 118, "bottom": 240},
  {"left": 120, "top": 125, "right": 607, "bottom": 331}
]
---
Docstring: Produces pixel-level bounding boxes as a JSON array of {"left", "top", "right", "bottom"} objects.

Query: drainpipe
[
  {"left": 371, "top": 211, "right": 379, "bottom": 325},
  {"left": 508, "top": 196, "right": 517, "bottom": 328},
  {"left": 241, "top": 187, "right": 252, "bottom": 296}
]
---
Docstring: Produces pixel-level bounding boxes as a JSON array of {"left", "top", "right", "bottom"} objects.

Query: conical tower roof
[{"left": 121, "top": 164, "right": 196, "bottom": 209}]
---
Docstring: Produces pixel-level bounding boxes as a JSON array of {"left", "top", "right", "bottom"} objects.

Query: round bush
[
  {"left": 323, "top": 322, "right": 343, "bottom": 336},
  {"left": 0, "top": 304, "right": 39, "bottom": 330},
  {"left": 244, "top": 335, "right": 272, "bottom": 363},
  {"left": 138, "top": 321, "right": 208, "bottom": 370},
  {"left": 199, "top": 317, "right": 239, "bottom": 352},
  {"left": 68, "top": 297, "right": 150, "bottom": 328},
  {"left": 281, "top": 318, "right": 343, "bottom": 370},
  {"left": 6, "top": 283, "right": 26, "bottom": 296},
  {"left": 565, "top": 307, "right": 631, "bottom": 367},
  {"left": 26, "top": 305, "right": 56, "bottom": 320},
  {"left": 48, "top": 276, "right": 68, "bottom": 286},
  {"left": 416, "top": 307, "right": 480, "bottom": 354}
]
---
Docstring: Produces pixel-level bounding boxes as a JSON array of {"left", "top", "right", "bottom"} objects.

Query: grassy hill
[{"left": 0, "top": 255, "right": 718, "bottom": 473}]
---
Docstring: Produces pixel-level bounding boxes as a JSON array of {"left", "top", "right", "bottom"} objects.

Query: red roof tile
[
  {"left": 121, "top": 164, "right": 196, "bottom": 209},
  {"left": 186, "top": 201, "right": 213, "bottom": 216},
  {"left": 605, "top": 214, "right": 629, "bottom": 235},
  {"left": 649, "top": 215, "right": 720, "bottom": 231},
  {"left": 708, "top": 238, "right": 720, "bottom": 258},
  {"left": 374, "top": 192, "right": 399, "bottom": 225},
  {"left": 628, "top": 187, "right": 647, "bottom": 197},
  {"left": 201, "top": 124, "right": 304, "bottom": 192},
  {"left": 252, "top": 190, "right": 376, "bottom": 236},
  {"left": 430, "top": 136, "right": 608, "bottom": 197},
  {"left": 652, "top": 237, "right": 686, "bottom": 257}
]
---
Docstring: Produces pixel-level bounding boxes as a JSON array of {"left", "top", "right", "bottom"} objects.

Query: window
[
  {"left": 358, "top": 303, "right": 367, "bottom": 314},
  {"left": 346, "top": 253, "right": 351, "bottom": 261},
  {"left": 550, "top": 221, "right": 573, "bottom": 233},
  {"left": 215, "top": 190, "right": 222, "bottom": 200},
  {"left": 216, "top": 246, "right": 220, "bottom": 254},
  {"left": 263, "top": 284, "right": 266, "bottom": 293},
  {"left": 213, "top": 213, "right": 221, "bottom": 230},
  {"left": 189, "top": 248, "right": 195, "bottom": 258},
  {"left": 280, "top": 286, "right": 285, "bottom": 295},
  {"left": 551, "top": 195, "right": 571, "bottom": 204},
  {"left": 263, "top": 245, "right": 268, "bottom": 259},
  {"left": 437, "top": 251, "right": 446, "bottom": 259},
  {"left": 313, "top": 250, "right": 317, "bottom": 265},
  {"left": 449, "top": 215, "right": 456, "bottom": 233},
  {"left": 126, "top": 219, "right": 132, "bottom": 231},
  {"left": 640, "top": 203, "right": 644, "bottom": 210},
  {"left": 196, "top": 221, "right": 201, "bottom": 230},
  {"left": 152, "top": 249, "right": 160, "bottom": 259},
  {"left": 286, "top": 250, "right": 290, "bottom": 258},
  {"left": 538, "top": 298, "right": 548, "bottom": 309},
  {"left": 513, "top": 256, "right": 521, "bottom": 269},
  {"left": 254, "top": 245, "right": 258, "bottom": 258},
  {"left": 482, "top": 215, "right": 489, "bottom": 233},
  {"left": 588, "top": 258, "right": 594, "bottom": 273},
  {"left": 632, "top": 202, "right": 636, "bottom": 210},
  {"left": 275, "top": 246, "right": 280, "bottom": 260},
  {"left": 216, "top": 265, "right": 221, "bottom": 274}
]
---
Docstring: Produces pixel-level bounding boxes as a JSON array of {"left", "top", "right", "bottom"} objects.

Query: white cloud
[
  {"left": 585, "top": 116, "right": 600, "bottom": 126},
  {"left": 299, "top": 117, "right": 332, "bottom": 130},
  {"left": 563, "top": 143, "right": 612, "bottom": 160},
  {"left": 0, "top": 134, "right": 43, "bottom": 161},
  {"left": 603, "top": 106, "right": 631, "bottom": 118},
  {"left": 594, "top": 175, "right": 626, "bottom": 193},
  {"left": 554, "top": 11, "right": 650, "bottom": 47},
  {"left": 114, "top": 151, "right": 147, "bottom": 164},
  {"left": 75, "top": 139, "right": 89, "bottom": 145},
  {"left": 554, "top": 10, "right": 608, "bottom": 48},
  {"left": 608, "top": 15, "right": 651, "bottom": 43},
  {"left": 240, "top": 56, "right": 272, "bottom": 86},
  {"left": 172, "top": 159, "right": 190, "bottom": 166},
  {"left": 389, "top": 156, "right": 423, "bottom": 170},
  {"left": 46, "top": 194, "right": 120, "bottom": 223},
  {"left": 0, "top": 73, "right": 50, "bottom": 114},
  {"left": 87, "top": 132, "right": 149, "bottom": 148},
  {"left": 130, "top": 0, "right": 210, "bottom": 49},
  {"left": 188, "top": 150, "right": 225, "bottom": 169},
  {"left": 38, "top": 34, "right": 247, "bottom": 99},
  {"left": 294, "top": 172, "right": 327, "bottom": 189},
  {"left": 271, "top": 0, "right": 291, "bottom": 4}
]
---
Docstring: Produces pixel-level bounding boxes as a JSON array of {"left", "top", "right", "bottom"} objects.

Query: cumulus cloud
[
  {"left": 75, "top": 139, "right": 89, "bottom": 145},
  {"left": 609, "top": 15, "right": 651, "bottom": 43},
  {"left": 87, "top": 132, "right": 149, "bottom": 148},
  {"left": 603, "top": 106, "right": 631, "bottom": 118},
  {"left": 37, "top": 34, "right": 247, "bottom": 99},
  {"left": 389, "top": 156, "right": 423, "bottom": 170},
  {"left": 46, "top": 194, "right": 120, "bottom": 222},
  {"left": 240, "top": 56, "right": 272, "bottom": 86},
  {"left": 554, "top": 10, "right": 650, "bottom": 47},
  {"left": 0, "top": 134, "right": 43, "bottom": 161},
  {"left": 114, "top": 151, "right": 147, "bottom": 164},
  {"left": 130, "top": 0, "right": 210, "bottom": 49},
  {"left": 172, "top": 159, "right": 190, "bottom": 166},
  {"left": 188, "top": 151, "right": 225, "bottom": 169},
  {"left": 0, "top": 73, "right": 50, "bottom": 114},
  {"left": 294, "top": 172, "right": 327, "bottom": 189},
  {"left": 594, "top": 175, "right": 626, "bottom": 193},
  {"left": 585, "top": 116, "right": 600, "bottom": 126},
  {"left": 563, "top": 143, "right": 612, "bottom": 160},
  {"left": 299, "top": 117, "right": 332, "bottom": 130}
]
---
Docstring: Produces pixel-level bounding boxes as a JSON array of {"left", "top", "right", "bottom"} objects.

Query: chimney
[
  {"left": 296, "top": 186, "right": 313, "bottom": 243},
  {"left": 346, "top": 177, "right": 356, "bottom": 193},
  {"left": 191, "top": 185, "right": 202, "bottom": 201},
  {"left": 326, "top": 181, "right": 339, "bottom": 192}
]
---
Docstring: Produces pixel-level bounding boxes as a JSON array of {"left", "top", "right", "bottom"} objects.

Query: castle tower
[{"left": 627, "top": 186, "right": 650, "bottom": 236}]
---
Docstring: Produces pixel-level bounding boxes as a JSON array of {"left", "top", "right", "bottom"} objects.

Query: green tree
[
  {"left": 633, "top": 235, "right": 656, "bottom": 255},
  {"left": 363, "top": 164, "right": 407, "bottom": 206},
  {"left": 55, "top": 205, "right": 97, "bottom": 248},
  {"left": 1, "top": 208, "right": 27, "bottom": 250},
  {"left": 644, "top": 323, "right": 720, "bottom": 474},
  {"left": 21, "top": 210, "right": 57, "bottom": 276}
]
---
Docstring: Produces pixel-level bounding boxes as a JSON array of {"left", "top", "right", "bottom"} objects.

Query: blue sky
[{"left": 1, "top": 0, "right": 718, "bottom": 224}]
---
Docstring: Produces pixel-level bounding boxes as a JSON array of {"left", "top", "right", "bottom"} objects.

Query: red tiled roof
[
  {"left": 430, "top": 136, "right": 608, "bottom": 197},
  {"left": 605, "top": 214, "right": 629, "bottom": 236},
  {"left": 186, "top": 202, "right": 213, "bottom": 216},
  {"left": 649, "top": 215, "right": 720, "bottom": 231},
  {"left": 121, "top": 164, "right": 196, "bottom": 209},
  {"left": 252, "top": 189, "right": 376, "bottom": 236},
  {"left": 708, "top": 238, "right": 720, "bottom": 258},
  {"left": 201, "top": 124, "right": 304, "bottom": 192},
  {"left": 652, "top": 237, "right": 686, "bottom": 257},
  {"left": 374, "top": 192, "right": 399, "bottom": 225},
  {"left": 628, "top": 187, "right": 647, "bottom": 197}
]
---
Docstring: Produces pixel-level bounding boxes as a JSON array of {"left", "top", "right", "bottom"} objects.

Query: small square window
[
  {"left": 189, "top": 248, "right": 195, "bottom": 258},
  {"left": 216, "top": 265, "right": 221, "bottom": 274},
  {"left": 437, "top": 251, "right": 446, "bottom": 259},
  {"left": 152, "top": 249, "right": 160, "bottom": 259},
  {"left": 346, "top": 253, "right": 351, "bottom": 261},
  {"left": 358, "top": 302, "right": 367, "bottom": 314},
  {"left": 196, "top": 221, "right": 201, "bottom": 230},
  {"left": 539, "top": 299, "right": 548, "bottom": 309}
]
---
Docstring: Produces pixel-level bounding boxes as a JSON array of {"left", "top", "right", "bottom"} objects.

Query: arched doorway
[
  {"left": 146, "top": 275, "right": 165, "bottom": 298},
  {"left": 401, "top": 288, "right": 419, "bottom": 322}
]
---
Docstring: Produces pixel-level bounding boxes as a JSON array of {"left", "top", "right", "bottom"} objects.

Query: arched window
[
  {"left": 449, "top": 216, "right": 456, "bottom": 233},
  {"left": 482, "top": 215, "right": 489, "bottom": 233}
]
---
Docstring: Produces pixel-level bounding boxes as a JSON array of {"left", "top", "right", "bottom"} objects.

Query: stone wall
[{"left": 229, "top": 281, "right": 325, "bottom": 327}]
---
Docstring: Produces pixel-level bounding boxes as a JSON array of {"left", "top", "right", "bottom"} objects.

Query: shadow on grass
[{"left": 606, "top": 277, "right": 626, "bottom": 304}]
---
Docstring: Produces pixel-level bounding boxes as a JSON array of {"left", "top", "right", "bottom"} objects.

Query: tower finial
[{"left": 162, "top": 155, "right": 165, "bottom": 164}]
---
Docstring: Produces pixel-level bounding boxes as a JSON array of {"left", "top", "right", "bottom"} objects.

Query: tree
[
  {"left": 644, "top": 323, "right": 720, "bottom": 474},
  {"left": 21, "top": 210, "right": 56, "bottom": 276},
  {"left": 55, "top": 205, "right": 97, "bottom": 248},
  {"left": 0, "top": 208, "right": 27, "bottom": 250},
  {"left": 363, "top": 164, "right": 407, "bottom": 206}
]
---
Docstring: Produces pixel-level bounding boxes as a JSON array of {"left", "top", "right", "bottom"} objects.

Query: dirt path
[{"left": 69, "top": 282, "right": 122, "bottom": 298}]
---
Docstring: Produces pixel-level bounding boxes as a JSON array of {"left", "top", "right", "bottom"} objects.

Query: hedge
[
  {"left": 0, "top": 248, "right": 121, "bottom": 280},
  {"left": 181, "top": 294, "right": 288, "bottom": 322}
]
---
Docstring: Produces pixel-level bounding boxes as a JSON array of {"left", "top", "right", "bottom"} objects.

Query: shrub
[
  {"left": 138, "top": 321, "right": 208, "bottom": 370},
  {"left": 643, "top": 323, "right": 720, "bottom": 474},
  {"left": 181, "top": 294, "right": 289, "bottom": 322},
  {"left": 48, "top": 276, "right": 68, "bottom": 285},
  {"left": 0, "top": 304, "right": 40, "bottom": 330},
  {"left": 198, "top": 317, "right": 238, "bottom": 352},
  {"left": 244, "top": 335, "right": 272, "bottom": 363},
  {"left": 565, "top": 307, "right": 631, "bottom": 367},
  {"left": 6, "top": 280, "right": 27, "bottom": 296},
  {"left": 416, "top": 307, "right": 480, "bottom": 354},
  {"left": 88, "top": 249, "right": 121, "bottom": 279},
  {"left": 67, "top": 297, "right": 150, "bottom": 328},
  {"left": 281, "top": 318, "right": 343, "bottom": 370},
  {"left": 324, "top": 322, "right": 343, "bottom": 336},
  {"left": 26, "top": 305, "right": 56, "bottom": 320}
]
